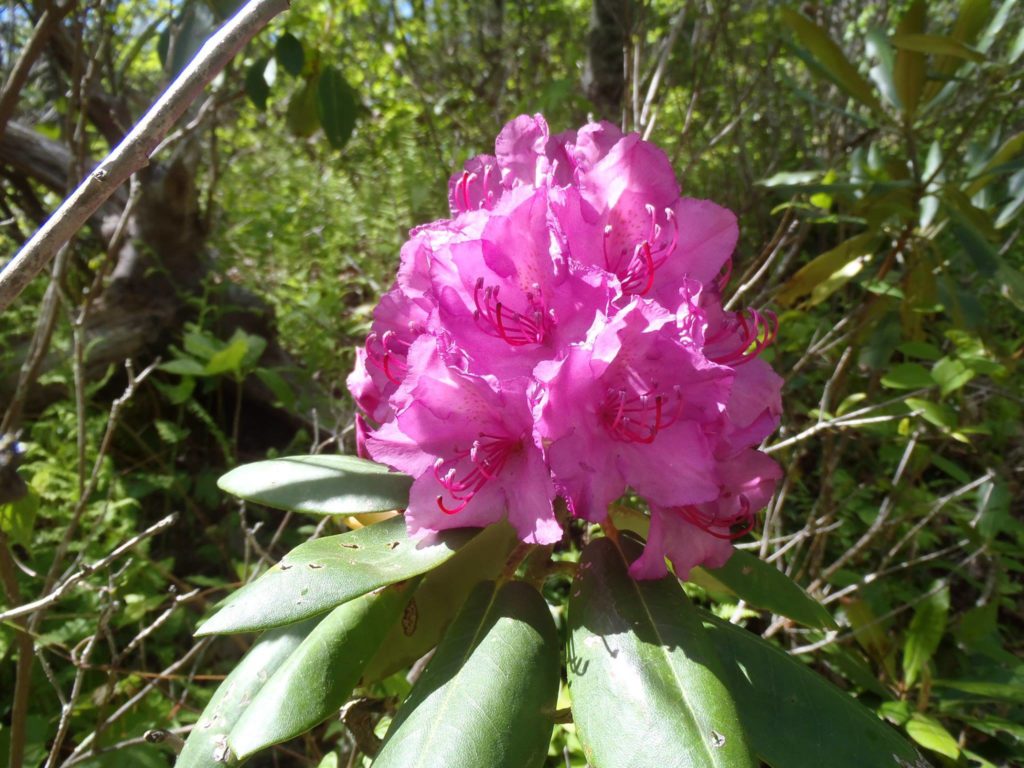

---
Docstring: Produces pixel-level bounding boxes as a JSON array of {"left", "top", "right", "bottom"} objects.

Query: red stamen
[
  {"left": 434, "top": 434, "right": 519, "bottom": 514},
  {"left": 601, "top": 386, "right": 681, "bottom": 444},
  {"left": 473, "top": 278, "right": 548, "bottom": 346}
]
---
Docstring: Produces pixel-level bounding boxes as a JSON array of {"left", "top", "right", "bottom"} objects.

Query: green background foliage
[{"left": 0, "top": 0, "right": 1021, "bottom": 766}]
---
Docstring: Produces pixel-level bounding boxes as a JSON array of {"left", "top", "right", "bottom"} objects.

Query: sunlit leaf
[
  {"left": 780, "top": 8, "right": 883, "bottom": 115},
  {"left": 177, "top": 617, "right": 321, "bottom": 767},
  {"left": 362, "top": 521, "right": 517, "bottom": 683},
  {"left": 693, "top": 548, "right": 837, "bottom": 630},
  {"left": 217, "top": 454, "right": 412, "bottom": 516},
  {"left": 568, "top": 537, "right": 756, "bottom": 768},
  {"left": 702, "top": 613, "right": 930, "bottom": 768},
  {"left": 902, "top": 582, "right": 950, "bottom": 687},
  {"left": 775, "top": 232, "right": 877, "bottom": 307},
  {"left": 906, "top": 713, "right": 960, "bottom": 759},
  {"left": 196, "top": 516, "right": 476, "bottom": 635},
  {"left": 228, "top": 583, "right": 414, "bottom": 759}
]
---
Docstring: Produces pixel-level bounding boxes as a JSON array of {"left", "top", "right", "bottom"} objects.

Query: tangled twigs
[{"left": 0, "top": 512, "right": 179, "bottom": 623}]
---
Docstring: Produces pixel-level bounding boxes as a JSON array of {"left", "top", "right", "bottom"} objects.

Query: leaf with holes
[
  {"left": 177, "top": 616, "right": 321, "bottom": 767},
  {"left": 228, "top": 582, "right": 414, "bottom": 760},
  {"left": 195, "top": 516, "right": 476, "bottom": 635},
  {"left": 362, "top": 521, "right": 517, "bottom": 683}
]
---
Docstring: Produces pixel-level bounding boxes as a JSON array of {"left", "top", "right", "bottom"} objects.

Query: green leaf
[
  {"left": 700, "top": 613, "right": 929, "bottom": 768},
  {"left": 228, "top": 582, "right": 414, "bottom": 760},
  {"left": 932, "top": 678, "right": 1024, "bottom": 703},
  {"left": 775, "top": 233, "right": 877, "bottom": 308},
  {"left": 905, "top": 398, "right": 957, "bottom": 430},
  {"left": 316, "top": 66, "right": 358, "bottom": 150},
  {"left": 881, "top": 362, "right": 934, "bottom": 390},
  {"left": 217, "top": 454, "right": 413, "bottom": 516},
  {"left": 931, "top": 357, "right": 975, "bottom": 396},
  {"left": 362, "top": 521, "right": 517, "bottom": 683},
  {"left": 203, "top": 337, "right": 250, "bottom": 377},
  {"left": 244, "top": 58, "right": 270, "bottom": 111},
  {"left": 890, "top": 33, "right": 985, "bottom": 61},
  {"left": 867, "top": 29, "right": 901, "bottom": 110},
  {"left": 373, "top": 580, "right": 559, "bottom": 768},
  {"left": 568, "top": 537, "right": 756, "bottom": 768},
  {"left": 780, "top": 8, "right": 883, "bottom": 114},
  {"left": 0, "top": 490, "right": 38, "bottom": 548},
  {"left": 158, "top": 357, "right": 206, "bottom": 376},
  {"left": 906, "top": 713, "right": 960, "bottom": 759},
  {"left": 902, "top": 583, "right": 950, "bottom": 687},
  {"left": 176, "top": 617, "right": 321, "bottom": 767},
  {"left": 196, "top": 516, "right": 476, "bottom": 635},
  {"left": 287, "top": 76, "right": 320, "bottom": 138},
  {"left": 275, "top": 32, "right": 304, "bottom": 76},
  {"left": 965, "top": 132, "right": 1024, "bottom": 195},
  {"left": 693, "top": 549, "right": 837, "bottom": 630},
  {"left": 893, "top": 1, "right": 928, "bottom": 117}
]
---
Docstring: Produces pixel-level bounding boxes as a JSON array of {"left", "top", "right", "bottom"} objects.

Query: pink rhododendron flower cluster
[{"left": 347, "top": 114, "right": 783, "bottom": 579}]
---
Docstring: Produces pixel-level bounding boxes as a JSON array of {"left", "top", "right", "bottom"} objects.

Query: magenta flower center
[
  {"left": 706, "top": 308, "right": 779, "bottom": 366},
  {"left": 603, "top": 205, "right": 678, "bottom": 296},
  {"left": 473, "top": 278, "right": 549, "bottom": 346},
  {"left": 433, "top": 433, "right": 522, "bottom": 514},
  {"left": 599, "top": 383, "right": 683, "bottom": 444},
  {"left": 365, "top": 330, "right": 412, "bottom": 385}
]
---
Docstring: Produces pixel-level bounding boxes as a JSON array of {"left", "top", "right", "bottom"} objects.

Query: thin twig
[{"left": 0, "top": 512, "right": 179, "bottom": 623}]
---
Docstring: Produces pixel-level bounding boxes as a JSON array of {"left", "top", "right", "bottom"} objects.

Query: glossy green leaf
[
  {"left": 894, "top": 1, "right": 927, "bottom": 118},
  {"left": 217, "top": 454, "right": 412, "bottom": 516},
  {"left": 891, "top": 33, "right": 985, "bottom": 61},
  {"left": 905, "top": 398, "right": 957, "bottom": 430},
  {"left": 176, "top": 616, "right": 320, "bottom": 767},
  {"left": 362, "top": 521, "right": 517, "bottom": 683},
  {"left": 700, "top": 613, "right": 930, "bottom": 768},
  {"left": 317, "top": 66, "right": 358, "bottom": 150},
  {"left": 568, "top": 537, "right": 756, "bottom": 768},
  {"left": 902, "top": 582, "right": 950, "bottom": 687},
  {"left": 196, "top": 516, "right": 476, "bottom": 635},
  {"left": 780, "top": 8, "right": 882, "bottom": 114},
  {"left": 244, "top": 58, "right": 270, "bottom": 111},
  {"left": 933, "top": 678, "right": 1024, "bottom": 703},
  {"left": 275, "top": 32, "right": 304, "bottom": 76},
  {"left": 229, "top": 583, "right": 414, "bottom": 760},
  {"left": 694, "top": 549, "right": 837, "bottom": 630},
  {"left": 373, "top": 580, "right": 559, "bottom": 768},
  {"left": 966, "top": 132, "right": 1024, "bottom": 196}
]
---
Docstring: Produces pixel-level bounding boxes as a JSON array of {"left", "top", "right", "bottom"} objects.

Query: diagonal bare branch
[{"left": 0, "top": 0, "right": 290, "bottom": 312}]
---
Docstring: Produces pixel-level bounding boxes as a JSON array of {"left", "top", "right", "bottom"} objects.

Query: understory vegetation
[{"left": 1, "top": 0, "right": 1022, "bottom": 766}]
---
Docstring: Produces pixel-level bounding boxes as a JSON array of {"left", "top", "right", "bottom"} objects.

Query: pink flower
[
  {"left": 366, "top": 336, "right": 560, "bottom": 544},
  {"left": 350, "top": 114, "right": 784, "bottom": 579}
]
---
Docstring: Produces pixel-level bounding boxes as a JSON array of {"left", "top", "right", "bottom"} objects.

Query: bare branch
[
  {"left": 0, "top": 0, "right": 290, "bottom": 312},
  {"left": 0, "top": 512, "right": 179, "bottom": 623}
]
